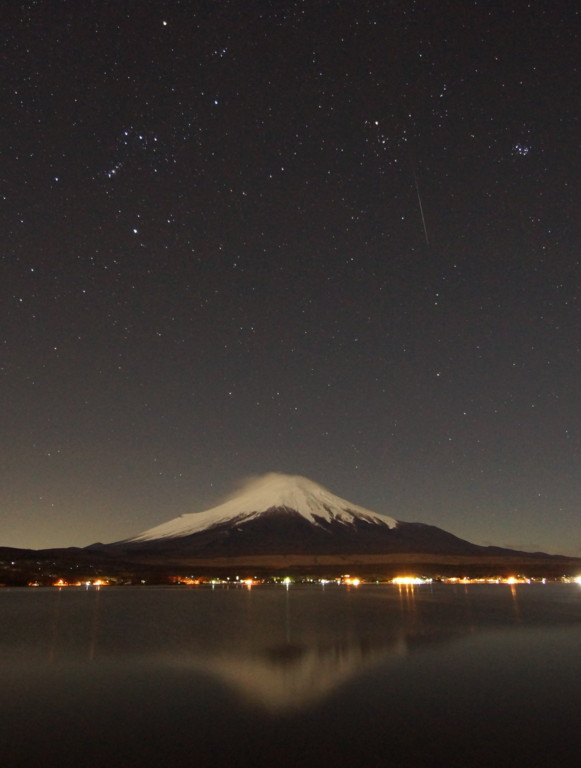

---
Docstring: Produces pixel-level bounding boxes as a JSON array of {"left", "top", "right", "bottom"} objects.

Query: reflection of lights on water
[{"left": 392, "top": 577, "right": 432, "bottom": 585}]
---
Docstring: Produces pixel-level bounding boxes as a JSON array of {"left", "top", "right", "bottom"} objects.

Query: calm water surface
[{"left": 1, "top": 583, "right": 581, "bottom": 767}]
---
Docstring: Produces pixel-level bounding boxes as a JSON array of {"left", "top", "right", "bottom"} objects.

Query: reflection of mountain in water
[
  {"left": 180, "top": 637, "right": 405, "bottom": 711},
  {"left": 175, "top": 627, "right": 466, "bottom": 711}
]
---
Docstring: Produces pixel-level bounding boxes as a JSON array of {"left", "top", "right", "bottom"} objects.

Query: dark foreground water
[{"left": 1, "top": 582, "right": 581, "bottom": 768}]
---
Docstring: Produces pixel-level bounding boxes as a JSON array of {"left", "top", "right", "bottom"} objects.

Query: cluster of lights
[
  {"left": 442, "top": 576, "right": 531, "bottom": 584},
  {"left": 49, "top": 579, "right": 110, "bottom": 588},
  {"left": 26, "top": 573, "right": 581, "bottom": 588}
]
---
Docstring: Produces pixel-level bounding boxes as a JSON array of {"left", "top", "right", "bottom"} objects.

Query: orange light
[{"left": 503, "top": 576, "right": 529, "bottom": 584}]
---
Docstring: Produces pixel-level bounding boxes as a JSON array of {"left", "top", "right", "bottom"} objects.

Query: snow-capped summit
[{"left": 128, "top": 472, "right": 397, "bottom": 543}]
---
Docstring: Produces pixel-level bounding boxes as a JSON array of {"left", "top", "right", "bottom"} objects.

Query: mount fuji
[
  {"left": 4, "top": 473, "right": 577, "bottom": 585},
  {"left": 104, "top": 473, "right": 509, "bottom": 559}
]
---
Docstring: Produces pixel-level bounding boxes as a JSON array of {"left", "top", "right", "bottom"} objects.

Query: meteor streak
[{"left": 413, "top": 171, "right": 430, "bottom": 246}]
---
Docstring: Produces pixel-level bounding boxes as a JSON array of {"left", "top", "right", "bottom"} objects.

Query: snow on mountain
[{"left": 127, "top": 473, "right": 397, "bottom": 543}]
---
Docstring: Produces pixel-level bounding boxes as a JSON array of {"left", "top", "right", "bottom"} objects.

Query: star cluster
[{"left": 1, "top": 1, "right": 580, "bottom": 553}]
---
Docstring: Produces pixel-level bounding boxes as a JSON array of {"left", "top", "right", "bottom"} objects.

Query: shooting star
[{"left": 413, "top": 171, "right": 430, "bottom": 246}]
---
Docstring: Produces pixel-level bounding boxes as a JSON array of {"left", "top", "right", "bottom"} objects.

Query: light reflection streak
[
  {"left": 88, "top": 587, "right": 102, "bottom": 661},
  {"left": 48, "top": 587, "right": 63, "bottom": 663},
  {"left": 509, "top": 582, "right": 521, "bottom": 622}
]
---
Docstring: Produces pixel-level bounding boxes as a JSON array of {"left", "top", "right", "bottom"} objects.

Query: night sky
[{"left": 2, "top": 1, "right": 580, "bottom": 554}]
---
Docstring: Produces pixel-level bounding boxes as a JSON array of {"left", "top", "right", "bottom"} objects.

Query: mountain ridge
[{"left": 100, "top": 473, "right": 552, "bottom": 561}]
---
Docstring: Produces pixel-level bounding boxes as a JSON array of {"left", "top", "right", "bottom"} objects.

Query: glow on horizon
[{"left": 392, "top": 576, "right": 433, "bottom": 585}]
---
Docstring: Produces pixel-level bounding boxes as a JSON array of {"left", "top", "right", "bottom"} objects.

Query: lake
[{"left": 1, "top": 582, "right": 581, "bottom": 767}]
